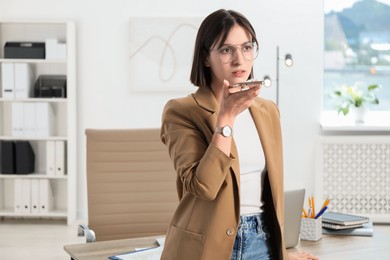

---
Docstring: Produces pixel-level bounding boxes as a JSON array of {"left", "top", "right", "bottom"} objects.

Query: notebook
[
  {"left": 322, "top": 222, "right": 363, "bottom": 230},
  {"left": 322, "top": 220, "right": 373, "bottom": 237},
  {"left": 322, "top": 211, "right": 369, "bottom": 226},
  {"left": 284, "top": 189, "right": 305, "bottom": 248}
]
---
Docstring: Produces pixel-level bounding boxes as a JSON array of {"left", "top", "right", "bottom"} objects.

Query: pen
[{"left": 315, "top": 205, "right": 328, "bottom": 219}]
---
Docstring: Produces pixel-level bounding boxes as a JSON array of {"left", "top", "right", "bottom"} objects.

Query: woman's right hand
[{"left": 219, "top": 79, "right": 261, "bottom": 118}]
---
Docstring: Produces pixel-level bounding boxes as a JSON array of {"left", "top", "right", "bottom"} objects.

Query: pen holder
[{"left": 300, "top": 217, "right": 322, "bottom": 241}]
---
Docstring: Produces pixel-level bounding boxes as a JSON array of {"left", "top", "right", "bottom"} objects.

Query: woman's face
[{"left": 206, "top": 24, "right": 254, "bottom": 88}]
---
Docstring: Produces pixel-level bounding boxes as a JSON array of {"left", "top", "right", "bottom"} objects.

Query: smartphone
[{"left": 230, "top": 80, "right": 264, "bottom": 91}]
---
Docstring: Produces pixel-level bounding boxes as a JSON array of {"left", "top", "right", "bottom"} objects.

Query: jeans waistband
[{"left": 238, "top": 213, "right": 264, "bottom": 230}]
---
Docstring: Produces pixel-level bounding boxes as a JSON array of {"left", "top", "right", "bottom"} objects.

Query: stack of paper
[{"left": 109, "top": 237, "right": 165, "bottom": 260}]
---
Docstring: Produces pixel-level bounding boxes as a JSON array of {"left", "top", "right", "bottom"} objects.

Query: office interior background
[{"left": 1, "top": 0, "right": 389, "bottom": 222}]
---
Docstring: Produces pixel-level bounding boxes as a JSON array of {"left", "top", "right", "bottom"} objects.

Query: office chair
[{"left": 80, "top": 128, "right": 178, "bottom": 242}]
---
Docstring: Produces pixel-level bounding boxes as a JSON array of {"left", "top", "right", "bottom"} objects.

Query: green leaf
[{"left": 367, "top": 84, "right": 379, "bottom": 91}]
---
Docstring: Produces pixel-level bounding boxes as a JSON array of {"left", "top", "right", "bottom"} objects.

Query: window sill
[{"left": 320, "top": 111, "right": 390, "bottom": 132}]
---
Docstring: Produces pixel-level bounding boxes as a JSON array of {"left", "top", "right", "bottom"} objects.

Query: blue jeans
[{"left": 231, "top": 213, "right": 273, "bottom": 260}]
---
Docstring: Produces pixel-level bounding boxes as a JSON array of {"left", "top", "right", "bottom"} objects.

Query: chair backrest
[{"left": 85, "top": 128, "right": 178, "bottom": 241}]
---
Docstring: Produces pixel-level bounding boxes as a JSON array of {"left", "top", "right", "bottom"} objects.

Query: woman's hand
[
  {"left": 219, "top": 79, "right": 261, "bottom": 118},
  {"left": 288, "top": 250, "right": 319, "bottom": 260}
]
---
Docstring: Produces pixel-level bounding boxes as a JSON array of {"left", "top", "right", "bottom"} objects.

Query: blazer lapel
[
  {"left": 249, "top": 100, "right": 281, "bottom": 207},
  {"left": 249, "top": 100, "right": 275, "bottom": 165}
]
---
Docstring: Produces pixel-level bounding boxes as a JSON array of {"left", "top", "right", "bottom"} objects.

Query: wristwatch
[{"left": 214, "top": 125, "right": 233, "bottom": 137}]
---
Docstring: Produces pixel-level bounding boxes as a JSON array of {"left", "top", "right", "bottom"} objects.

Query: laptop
[{"left": 283, "top": 189, "right": 305, "bottom": 248}]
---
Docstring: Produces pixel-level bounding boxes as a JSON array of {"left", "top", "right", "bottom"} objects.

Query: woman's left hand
[{"left": 288, "top": 250, "right": 319, "bottom": 260}]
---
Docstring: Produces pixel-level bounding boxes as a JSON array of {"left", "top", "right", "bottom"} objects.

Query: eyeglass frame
[{"left": 210, "top": 41, "right": 259, "bottom": 64}]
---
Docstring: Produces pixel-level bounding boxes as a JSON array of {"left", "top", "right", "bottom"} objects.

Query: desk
[{"left": 64, "top": 225, "right": 390, "bottom": 260}]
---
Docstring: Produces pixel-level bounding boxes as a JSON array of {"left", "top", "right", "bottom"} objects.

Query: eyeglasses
[{"left": 212, "top": 42, "right": 259, "bottom": 64}]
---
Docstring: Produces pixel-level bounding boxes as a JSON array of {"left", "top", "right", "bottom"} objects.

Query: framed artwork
[{"left": 128, "top": 17, "right": 202, "bottom": 92}]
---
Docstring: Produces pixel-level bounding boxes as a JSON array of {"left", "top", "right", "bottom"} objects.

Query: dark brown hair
[{"left": 190, "top": 9, "right": 258, "bottom": 88}]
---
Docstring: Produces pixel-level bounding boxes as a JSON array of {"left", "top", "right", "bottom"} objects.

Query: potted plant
[{"left": 330, "top": 82, "right": 381, "bottom": 123}]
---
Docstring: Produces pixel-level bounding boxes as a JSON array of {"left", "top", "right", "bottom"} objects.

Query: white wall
[{"left": 0, "top": 0, "right": 323, "bottom": 220}]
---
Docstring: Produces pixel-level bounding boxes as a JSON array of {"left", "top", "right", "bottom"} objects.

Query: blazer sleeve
[{"left": 160, "top": 98, "right": 234, "bottom": 201}]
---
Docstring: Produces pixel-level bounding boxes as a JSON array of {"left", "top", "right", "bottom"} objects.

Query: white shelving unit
[{"left": 0, "top": 21, "right": 76, "bottom": 225}]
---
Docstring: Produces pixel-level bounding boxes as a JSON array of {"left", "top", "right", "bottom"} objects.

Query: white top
[{"left": 234, "top": 109, "right": 265, "bottom": 215}]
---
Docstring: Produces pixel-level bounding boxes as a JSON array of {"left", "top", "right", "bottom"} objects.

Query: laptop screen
[{"left": 284, "top": 189, "right": 306, "bottom": 248}]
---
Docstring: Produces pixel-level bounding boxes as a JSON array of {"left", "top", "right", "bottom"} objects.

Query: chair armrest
[{"left": 77, "top": 224, "right": 96, "bottom": 243}]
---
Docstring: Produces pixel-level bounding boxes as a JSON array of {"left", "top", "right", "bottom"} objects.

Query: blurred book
[
  {"left": 322, "top": 220, "right": 373, "bottom": 237},
  {"left": 322, "top": 211, "right": 369, "bottom": 226}
]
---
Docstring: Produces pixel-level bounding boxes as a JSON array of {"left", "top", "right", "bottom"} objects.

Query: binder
[
  {"left": 35, "top": 103, "right": 54, "bottom": 137},
  {"left": 21, "top": 179, "right": 31, "bottom": 214},
  {"left": 0, "top": 140, "right": 15, "bottom": 174},
  {"left": 14, "top": 179, "right": 23, "bottom": 213},
  {"left": 15, "top": 141, "right": 35, "bottom": 174},
  {"left": 1, "top": 63, "right": 14, "bottom": 99},
  {"left": 46, "top": 141, "right": 55, "bottom": 176},
  {"left": 11, "top": 102, "right": 53, "bottom": 137},
  {"left": 39, "top": 179, "right": 53, "bottom": 214},
  {"left": 11, "top": 103, "right": 24, "bottom": 136},
  {"left": 22, "top": 103, "right": 36, "bottom": 136},
  {"left": 55, "top": 141, "right": 66, "bottom": 176},
  {"left": 30, "top": 179, "right": 40, "bottom": 214},
  {"left": 14, "top": 63, "right": 33, "bottom": 99}
]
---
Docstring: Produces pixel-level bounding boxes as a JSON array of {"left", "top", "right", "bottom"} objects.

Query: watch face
[{"left": 222, "top": 126, "right": 232, "bottom": 137}]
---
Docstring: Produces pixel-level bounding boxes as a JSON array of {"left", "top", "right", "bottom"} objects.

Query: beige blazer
[{"left": 160, "top": 86, "right": 287, "bottom": 260}]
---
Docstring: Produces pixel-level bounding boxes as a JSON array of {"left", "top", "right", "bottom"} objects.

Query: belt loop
[{"left": 255, "top": 214, "right": 261, "bottom": 233}]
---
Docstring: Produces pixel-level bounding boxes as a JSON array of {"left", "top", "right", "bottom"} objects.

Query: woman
[{"left": 160, "top": 9, "right": 318, "bottom": 260}]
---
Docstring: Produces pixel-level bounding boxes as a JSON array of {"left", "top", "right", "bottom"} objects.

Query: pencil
[
  {"left": 320, "top": 197, "right": 330, "bottom": 210},
  {"left": 302, "top": 208, "right": 308, "bottom": 218},
  {"left": 311, "top": 196, "right": 316, "bottom": 218}
]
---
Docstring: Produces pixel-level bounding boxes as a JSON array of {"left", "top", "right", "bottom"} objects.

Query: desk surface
[{"left": 64, "top": 225, "right": 390, "bottom": 260}]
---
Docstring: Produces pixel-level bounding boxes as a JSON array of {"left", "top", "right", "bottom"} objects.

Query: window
[{"left": 323, "top": 0, "right": 390, "bottom": 113}]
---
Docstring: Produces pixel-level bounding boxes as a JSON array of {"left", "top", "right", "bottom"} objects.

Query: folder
[
  {"left": 14, "top": 179, "right": 23, "bottom": 213},
  {"left": 11, "top": 103, "right": 24, "bottom": 136},
  {"left": 1, "top": 63, "right": 14, "bottom": 99},
  {"left": 14, "top": 63, "right": 33, "bottom": 99},
  {"left": 21, "top": 179, "right": 31, "bottom": 214},
  {"left": 0, "top": 140, "right": 15, "bottom": 174},
  {"left": 55, "top": 141, "right": 66, "bottom": 176},
  {"left": 46, "top": 141, "right": 55, "bottom": 176},
  {"left": 39, "top": 179, "right": 53, "bottom": 214},
  {"left": 30, "top": 179, "right": 40, "bottom": 214}
]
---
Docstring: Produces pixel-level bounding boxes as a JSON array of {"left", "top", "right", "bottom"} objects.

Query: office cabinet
[{"left": 0, "top": 21, "right": 76, "bottom": 225}]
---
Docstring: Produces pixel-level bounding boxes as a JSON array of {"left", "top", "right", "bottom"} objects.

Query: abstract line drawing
[{"left": 128, "top": 17, "right": 202, "bottom": 92}]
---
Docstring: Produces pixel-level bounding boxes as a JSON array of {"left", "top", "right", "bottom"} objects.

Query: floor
[{"left": 0, "top": 218, "right": 86, "bottom": 260}]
